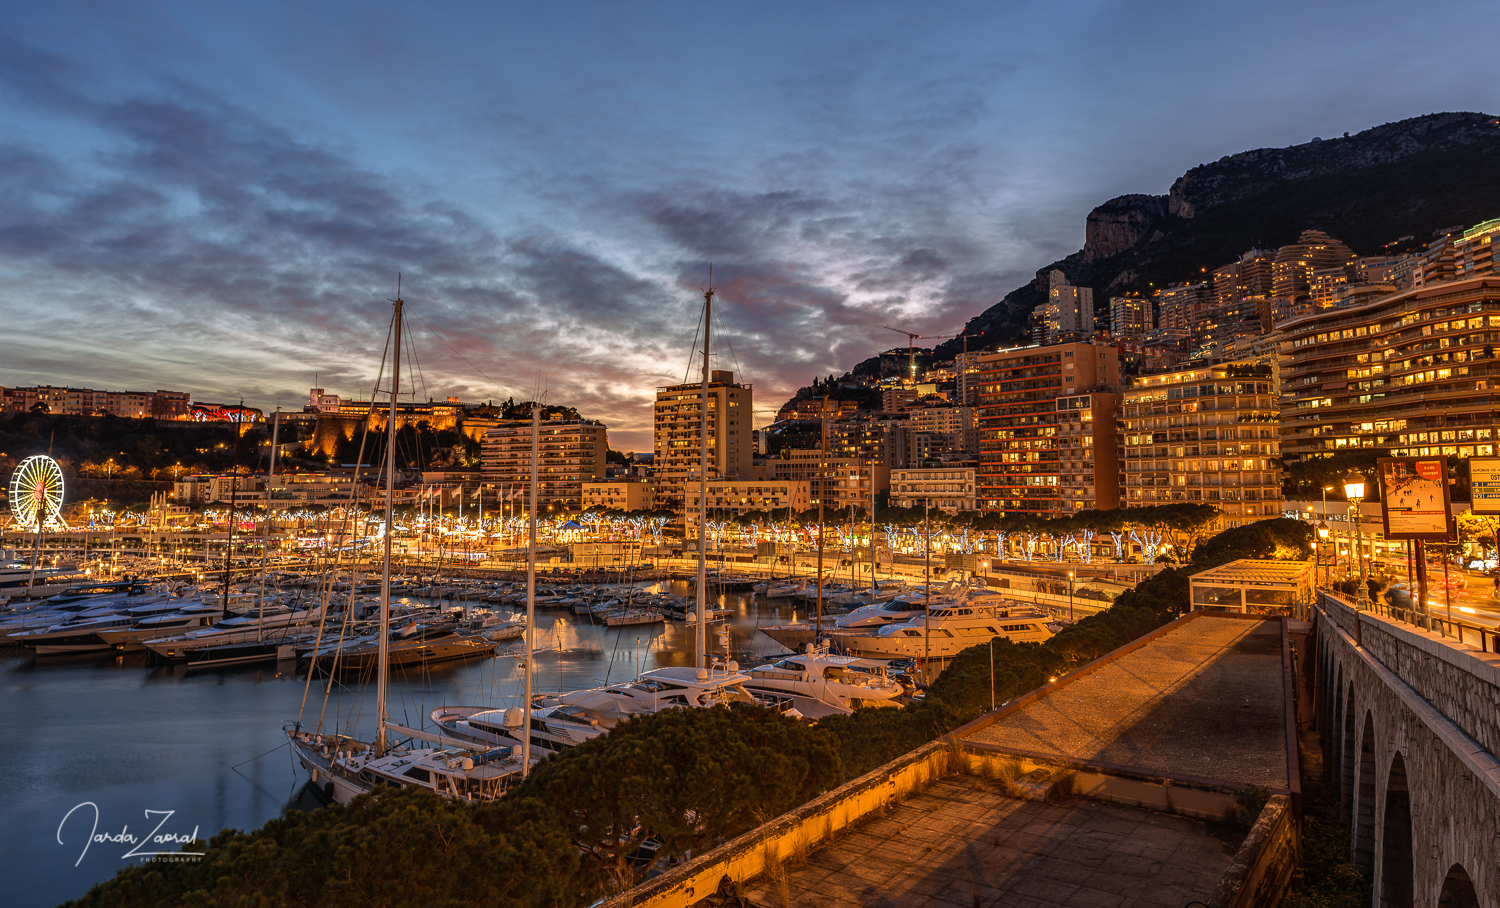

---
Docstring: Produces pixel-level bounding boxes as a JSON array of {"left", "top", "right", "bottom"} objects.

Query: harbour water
[{"left": 2, "top": 583, "right": 812, "bottom": 908}]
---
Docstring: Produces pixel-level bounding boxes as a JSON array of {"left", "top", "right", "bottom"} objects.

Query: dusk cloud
[{"left": 0, "top": 2, "right": 1497, "bottom": 448}]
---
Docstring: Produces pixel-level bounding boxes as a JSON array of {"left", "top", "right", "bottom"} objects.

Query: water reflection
[{"left": 1, "top": 582, "right": 808, "bottom": 907}]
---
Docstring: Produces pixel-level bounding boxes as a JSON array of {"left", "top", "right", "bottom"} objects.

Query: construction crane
[{"left": 883, "top": 325, "right": 951, "bottom": 383}]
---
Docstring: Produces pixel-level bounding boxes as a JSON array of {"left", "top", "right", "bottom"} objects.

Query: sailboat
[
  {"left": 287, "top": 291, "right": 528, "bottom": 804},
  {"left": 424, "top": 278, "right": 755, "bottom": 758}
]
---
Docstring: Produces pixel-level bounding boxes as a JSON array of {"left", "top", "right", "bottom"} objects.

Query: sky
[{"left": 1, "top": 1, "right": 1496, "bottom": 451}]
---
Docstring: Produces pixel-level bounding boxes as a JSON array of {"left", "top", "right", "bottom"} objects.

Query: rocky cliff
[
  {"left": 791, "top": 111, "right": 1500, "bottom": 413},
  {"left": 926, "top": 110, "right": 1500, "bottom": 362}
]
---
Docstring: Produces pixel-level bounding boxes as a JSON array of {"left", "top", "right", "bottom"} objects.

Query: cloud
[{"left": 0, "top": 33, "right": 1048, "bottom": 451}]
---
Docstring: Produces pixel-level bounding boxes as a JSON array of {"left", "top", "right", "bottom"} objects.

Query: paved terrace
[
  {"left": 967, "top": 615, "right": 1290, "bottom": 789},
  {"left": 735, "top": 777, "right": 1235, "bottom": 908},
  {"left": 618, "top": 613, "right": 1297, "bottom": 908}
]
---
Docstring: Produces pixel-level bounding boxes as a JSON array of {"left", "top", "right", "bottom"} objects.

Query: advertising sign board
[
  {"left": 1377, "top": 457, "right": 1453, "bottom": 541},
  {"left": 1469, "top": 456, "right": 1500, "bottom": 515}
]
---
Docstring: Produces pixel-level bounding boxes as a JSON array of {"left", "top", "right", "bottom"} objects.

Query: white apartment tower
[{"left": 1043, "top": 270, "right": 1095, "bottom": 343}]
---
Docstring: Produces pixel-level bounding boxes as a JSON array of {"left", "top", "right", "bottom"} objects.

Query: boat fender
[
  {"left": 461, "top": 757, "right": 474, "bottom": 771},
  {"left": 322, "top": 781, "right": 335, "bottom": 800}
]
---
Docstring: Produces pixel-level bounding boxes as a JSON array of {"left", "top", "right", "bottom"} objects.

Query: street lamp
[
  {"left": 1317, "top": 521, "right": 1330, "bottom": 589},
  {"left": 1344, "top": 472, "right": 1369, "bottom": 608},
  {"left": 1067, "top": 570, "right": 1075, "bottom": 622}
]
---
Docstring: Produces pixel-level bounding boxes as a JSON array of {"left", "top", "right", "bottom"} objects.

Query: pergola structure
[{"left": 1189, "top": 558, "right": 1315, "bottom": 618}]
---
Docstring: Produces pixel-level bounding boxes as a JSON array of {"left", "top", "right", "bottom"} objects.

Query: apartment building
[
  {"left": 1109, "top": 295, "right": 1152, "bottom": 339},
  {"left": 1156, "top": 282, "right": 1212, "bottom": 331},
  {"left": 1040, "top": 270, "right": 1095, "bottom": 344},
  {"left": 830, "top": 413, "right": 905, "bottom": 464},
  {"left": 581, "top": 480, "right": 656, "bottom": 512},
  {"left": 481, "top": 418, "right": 608, "bottom": 507},
  {"left": 1, "top": 386, "right": 191, "bottom": 419},
  {"left": 1271, "top": 230, "right": 1355, "bottom": 300},
  {"left": 1055, "top": 392, "right": 1122, "bottom": 515},
  {"left": 975, "top": 342, "right": 1120, "bottom": 515},
  {"left": 891, "top": 466, "right": 977, "bottom": 513},
  {"left": 653, "top": 370, "right": 753, "bottom": 509},
  {"left": 685, "top": 480, "right": 811, "bottom": 533},
  {"left": 1279, "top": 275, "right": 1500, "bottom": 463},
  {"left": 770, "top": 450, "right": 889, "bottom": 514},
  {"left": 1120, "top": 361, "right": 1281, "bottom": 525}
]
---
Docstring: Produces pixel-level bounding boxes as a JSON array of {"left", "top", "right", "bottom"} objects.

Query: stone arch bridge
[{"left": 1313, "top": 592, "right": 1500, "bottom": 907}]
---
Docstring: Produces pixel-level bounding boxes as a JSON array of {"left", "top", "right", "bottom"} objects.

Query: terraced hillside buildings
[{"left": 1279, "top": 275, "right": 1500, "bottom": 463}]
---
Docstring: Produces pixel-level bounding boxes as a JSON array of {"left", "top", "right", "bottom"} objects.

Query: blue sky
[{"left": 1, "top": 1, "right": 1496, "bottom": 450}]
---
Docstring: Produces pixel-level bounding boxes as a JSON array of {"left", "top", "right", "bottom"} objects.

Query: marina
[{"left": 1, "top": 580, "right": 886, "bottom": 907}]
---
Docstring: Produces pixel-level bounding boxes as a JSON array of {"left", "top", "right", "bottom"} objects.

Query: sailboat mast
[
  {"left": 376, "top": 296, "right": 402, "bottom": 756},
  {"left": 523, "top": 404, "right": 538, "bottom": 777},
  {"left": 815, "top": 396, "right": 827, "bottom": 640},
  {"left": 222, "top": 399, "right": 245, "bottom": 619},
  {"left": 696, "top": 282, "right": 712, "bottom": 670},
  {"left": 257, "top": 408, "right": 281, "bottom": 641}
]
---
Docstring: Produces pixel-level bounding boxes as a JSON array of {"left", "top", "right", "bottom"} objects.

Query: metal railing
[{"left": 1352, "top": 594, "right": 1500, "bottom": 653}]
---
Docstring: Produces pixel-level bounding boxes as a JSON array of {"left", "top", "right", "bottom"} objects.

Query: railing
[{"left": 1354, "top": 594, "right": 1500, "bottom": 653}]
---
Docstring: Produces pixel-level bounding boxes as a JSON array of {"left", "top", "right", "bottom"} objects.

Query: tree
[{"left": 512, "top": 705, "right": 842, "bottom": 894}]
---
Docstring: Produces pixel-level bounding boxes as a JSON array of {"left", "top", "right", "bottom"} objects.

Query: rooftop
[{"left": 1190, "top": 559, "right": 1314, "bottom": 588}]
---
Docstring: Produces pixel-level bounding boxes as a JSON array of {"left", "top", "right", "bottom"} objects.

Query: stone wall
[
  {"left": 1314, "top": 593, "right": 1500, "bottom": 907},
  {"left": 1320, "top": 594, "right": 1500, "bottom": 757}
]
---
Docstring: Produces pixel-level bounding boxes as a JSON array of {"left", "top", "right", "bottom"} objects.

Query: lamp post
[
  {"left": 1321, "top": 484, "right": 1335, "bottom": 577},
  {"left": 1344, "top": 472, "right": 1369, "bottom": 608},
  {"left": 1067, "top": 570, "right": 1075, "bottom": 623},
  {"left": 1317, "top": 521, "right": 1330, "bottom": 589}
]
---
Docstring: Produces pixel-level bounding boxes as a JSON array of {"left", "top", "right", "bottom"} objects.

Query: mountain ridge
[{"left": 788, "top": 111, "right": 1500, "bottom": 407}]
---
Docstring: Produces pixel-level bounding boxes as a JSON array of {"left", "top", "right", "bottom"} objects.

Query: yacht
[
  {"left": 741, "top": 644, "right": 905, "bottom": 718},
  {"left": 430, "top": 702, "right": 613, "bottom": 756},
  {"left": 144, "top": 603, "right": 328, "bottom": 661},
  {"left": 95, "top": 602, "right": 227, "bottom": 650},
  {"left": 534, "top": 665, "right": 765, "bottom": 716},
  {"left": 12, "top": 598, "right": 187, "bottom": 654},
  {"left": 834, "top": 583, "right": 953, "bottom": 629},
  {"left": 287, "top": 295, "right": 533, "bottom": 804},
  {"left": 831, "top": 599, "right": 1056, "bottom": 660},
  {"left": 288, "top": 727, "right": 526, "bottom": 805}
]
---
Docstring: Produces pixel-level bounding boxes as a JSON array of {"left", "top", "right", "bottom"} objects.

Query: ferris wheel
[{"left": 9, "top": 455, "right": 67, "bottom": 531}]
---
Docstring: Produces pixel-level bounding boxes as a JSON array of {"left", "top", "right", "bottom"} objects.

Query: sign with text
[
  {"left": 1469, "top": 457, "right": 1500, "bottom": 514},
  {"left": 1378, "top": 457, "right": 1453, "bottom": 541}
]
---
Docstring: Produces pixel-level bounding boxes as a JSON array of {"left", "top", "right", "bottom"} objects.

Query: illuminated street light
[{"left": 1343, "top": 472, "right": 1369, "bottom": 609}]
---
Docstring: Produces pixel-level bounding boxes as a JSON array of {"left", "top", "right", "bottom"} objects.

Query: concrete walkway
[{"left": 736, "top": 777, "right": 1234, "bottom": 908}]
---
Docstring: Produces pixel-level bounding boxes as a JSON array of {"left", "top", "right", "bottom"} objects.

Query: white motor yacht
[
  {"left": 431, "top": 702, "right": 615, "bottom": 756},
  {"left": 288, "top": 726, "right": 527, "bottom": 805},
  {"left": 535, "top": 665, "right": 764, "bottom": 717},
  {"left": 832, "top": 599, "right": 1056, "bottom": 660},
  {"left": 144, "top": 603, "right": 328, "bottom": 661},
  {"left": 834, "top": 582, "right": 954, "bottom": 629},
  {"left": 12, "top": 598, "right": 185, "bottom": 653},
  {"left": 741, "top": 644, "right": 905, "bottom": 718}
]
